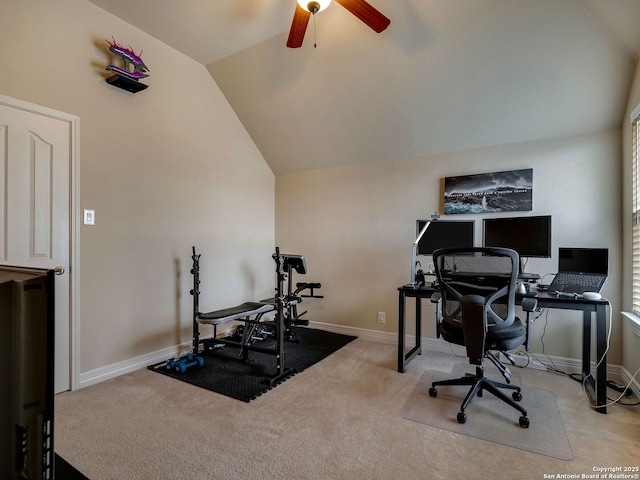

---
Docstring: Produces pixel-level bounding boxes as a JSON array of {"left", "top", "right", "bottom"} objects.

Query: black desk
[{"left": 397, "top": 285, "right": 609, "bottom": 413}]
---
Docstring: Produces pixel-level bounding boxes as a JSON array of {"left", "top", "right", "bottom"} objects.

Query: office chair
[{"left": 429, "top": 247, "right": 534, "bottom": 428}]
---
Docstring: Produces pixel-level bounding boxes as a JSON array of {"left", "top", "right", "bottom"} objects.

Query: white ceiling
[{"left": 88, "top": 0, "right": 640, "bottom": 174}]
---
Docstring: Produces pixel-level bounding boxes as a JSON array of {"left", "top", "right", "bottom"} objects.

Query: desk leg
[
  {"left": 582, "top": 307, "right": 608, "bottom": 414},
  {"left": 595, "top": 303, "right": 607, "bottom": 414},
  {"left": 582, "top": 311, "right": 591, "bottom": 379},
  {"left": 398, "top": 291, "right": 423, "bottom": 373},
  {"left": 415, "top": 296, "right": 422, "bottom": 356},
  {"left": 398, "top": 290, "right": 406, "bottom": 373}
]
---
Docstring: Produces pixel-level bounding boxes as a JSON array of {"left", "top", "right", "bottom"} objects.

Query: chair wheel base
[
  {"left": 428, "top": 387, "right": 438, "bottom": 397},
  {"left": 512, "top": 391, "right": 522, "bottom": 402},
  {"left": 457, "top": 412, "right": 467, "bottom": 424},
  {"left": 519, "top": 415, "right": 530, "bottom": 428}
]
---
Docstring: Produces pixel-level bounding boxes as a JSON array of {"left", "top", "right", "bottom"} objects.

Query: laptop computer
[{"left": 547, "top": 247, "right": 609, "bottom": 294}]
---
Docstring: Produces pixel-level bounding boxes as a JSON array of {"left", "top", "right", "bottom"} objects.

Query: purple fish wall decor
[
  {"left": 105, "top": 37, "right": 150, "bottom": 93},
  {"left": 106, "top": 37, "right": 149, "bottom": 80}
]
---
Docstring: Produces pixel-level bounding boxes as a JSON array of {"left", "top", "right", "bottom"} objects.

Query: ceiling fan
[{"left": 287, "top": 0, "right": 390, "bottom": 48}]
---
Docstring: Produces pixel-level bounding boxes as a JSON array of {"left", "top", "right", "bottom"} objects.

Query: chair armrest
[
  {"left": 521, "top": 297, "right": 537, "bottom": 312},
  {"left": 520, "top": 297, "right": 537, "bottom": 352},
  {"left": 431, "top": 292, "right": 442, "bottom": 338}
]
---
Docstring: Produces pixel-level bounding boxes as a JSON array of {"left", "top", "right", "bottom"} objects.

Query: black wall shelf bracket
[{"left": 106, "top": 73, "right": 148, "bottom": 93}]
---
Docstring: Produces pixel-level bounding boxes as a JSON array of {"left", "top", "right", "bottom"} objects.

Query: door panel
[{"left": 0, "top": 103, "right": 71, "bottom": 393}]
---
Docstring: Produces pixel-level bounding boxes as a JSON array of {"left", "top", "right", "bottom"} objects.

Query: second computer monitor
[
  {"left": 416, "top": 220, "right": 475, "bottom": 255},
  {"left": 483, "top": 215, "right": 552, "bottom": 258}
]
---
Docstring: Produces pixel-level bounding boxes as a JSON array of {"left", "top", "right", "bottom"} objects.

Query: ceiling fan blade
[
  {"left": 287, "top": 3, "right": 312, "bottom": 48},
  {"left": 335, "top": 0, "right": 390, "bottom": 33}
]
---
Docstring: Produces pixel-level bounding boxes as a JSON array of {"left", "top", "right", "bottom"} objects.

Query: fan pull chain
[{"left": 313, "top": 12, "right": 317, "bottom": 48}]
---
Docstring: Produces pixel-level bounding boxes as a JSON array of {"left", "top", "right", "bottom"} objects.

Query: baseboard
[
  {"left": 79, "top": 344, "right": 185, "bottom": 389},
  {"left": 621, "top": 366, "right": 640, "bottom": 397},
  {"left": 309, "top": 321, "right": 627, "bottom": 380},
  {"left": 308, "top": 320, "right": 399, "bottom": 345},
  {"left": 78, "top": 327, "right": 236, "bottom": 389},
  {"left": 77, "top": 321, "right": 628, "bottom": 391}
]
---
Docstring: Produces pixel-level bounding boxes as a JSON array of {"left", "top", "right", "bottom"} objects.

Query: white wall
[
  {"left": 276, "top": 131, "right": 623, "bottom": 364},
  {"left": 0, "top": 0, "right": 275, "bottom": 375}
]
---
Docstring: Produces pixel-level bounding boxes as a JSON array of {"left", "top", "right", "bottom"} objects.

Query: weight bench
[
  {"left": 190, "top": 246, "right": 294, "bottom": 384},
  {"left": 155, "top": 298, "right": 274, "bottom": 375},
  {"left": 197, "top": 302, "right": 275, "bottom": 359}
]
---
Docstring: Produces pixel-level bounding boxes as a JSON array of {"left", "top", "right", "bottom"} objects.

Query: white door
[{"left": 0, "top": 100, "right": 72, "bottom": 393}]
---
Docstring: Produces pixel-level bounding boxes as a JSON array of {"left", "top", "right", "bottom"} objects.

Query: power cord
[
  {"left": 536, "top": 308, "right": 567, "bottom": 375},
  {"left": 447, "top": 295, "right": 639, "bottom": 408},
  {"left": 514, "top": 298, "right": 639, "bottom": 408},
  {"left": 578, "top": 298, "right": 640, "bottom": 409},
  {"left": 535, "top": 273, "right": 556, "bottom": 291},
  {"left": 585, "top": 367, "right": 640, "bottom": 408}
]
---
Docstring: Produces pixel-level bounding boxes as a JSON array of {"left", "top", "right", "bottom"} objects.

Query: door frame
[{"left": 0, "top": 94, "right": 80, "bottom": 391}]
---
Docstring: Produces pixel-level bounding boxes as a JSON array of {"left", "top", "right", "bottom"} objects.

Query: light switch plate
[{"left": 84, "top": 209, "right": 95, "bottom": 225}]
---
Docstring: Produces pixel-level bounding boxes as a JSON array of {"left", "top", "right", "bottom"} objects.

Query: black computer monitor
[
  {"left": 416, "top": 220, "right": 475, "bottom": 255},
  {"left": 482, "top": 215, "right": 552, "bottom": 258}
]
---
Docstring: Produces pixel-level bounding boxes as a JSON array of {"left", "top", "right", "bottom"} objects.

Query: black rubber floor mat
[{"left": 148, "top": 328, "right": 357, "bottom": 402}]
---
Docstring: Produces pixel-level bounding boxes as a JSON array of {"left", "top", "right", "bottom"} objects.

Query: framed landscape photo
[{"left": 444, "top": 168, "right": 533, "bottom": 214}]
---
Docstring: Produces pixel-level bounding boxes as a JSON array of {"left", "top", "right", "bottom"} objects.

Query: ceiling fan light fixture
[{"left": 297, "top": 0, "right": 331, "bottom": 14}]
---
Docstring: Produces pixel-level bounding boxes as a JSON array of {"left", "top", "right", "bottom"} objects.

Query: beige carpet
[
  {"left": 399, "top": 364, "right": 573, "bottom": 460},
  {"left": 55, "top": 339, "right": 640, "bottom": 480}
]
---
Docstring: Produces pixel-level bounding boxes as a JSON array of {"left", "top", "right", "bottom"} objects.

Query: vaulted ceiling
[{"left": 88, "top": 0, "right": 640, "bottom": 174}]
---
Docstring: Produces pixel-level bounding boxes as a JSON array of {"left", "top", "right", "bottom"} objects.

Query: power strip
[
  {"left": 499, "top": 353, "right": 547, "bottom": 371},
  {"left": 607, "top": 380, "right": 633, "bottom": 396}
]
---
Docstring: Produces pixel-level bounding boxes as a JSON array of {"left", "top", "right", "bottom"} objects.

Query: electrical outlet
[{"left": 377, "top": 311, "right": 385, "bottom": 324}]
